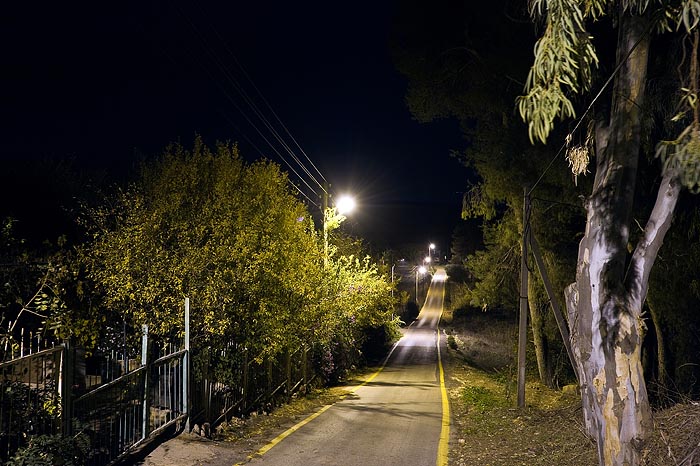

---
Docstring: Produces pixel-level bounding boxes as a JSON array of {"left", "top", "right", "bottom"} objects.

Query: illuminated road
[{"left": 243, "top": 267, "right": 449, "bottom": 466}]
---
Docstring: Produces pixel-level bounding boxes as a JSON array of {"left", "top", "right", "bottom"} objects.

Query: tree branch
[{"left": 626, "top": 169, "right": 682, "bottom": 311}]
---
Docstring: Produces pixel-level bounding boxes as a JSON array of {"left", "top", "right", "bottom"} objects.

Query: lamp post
[
  {"left": 391, "top": 264, "right": 395, "bottom": 299},
  {"left": 428, "top": 243, "right": 435, "bottom": 261},
  {"left": 415, "top": 265, "right": 427, "bottom": 302}
]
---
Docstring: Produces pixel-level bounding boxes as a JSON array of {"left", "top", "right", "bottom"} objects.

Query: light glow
[{"left": 336, "top": 195, "right": 356, "bottom": 215}]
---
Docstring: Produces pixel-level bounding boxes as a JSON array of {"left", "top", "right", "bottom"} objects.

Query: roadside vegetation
[
  {"left": 395, "top": 1, "right": 700, "bottom": 463},
  {"left": 1, "top": 139, "right": 399, "bottom": 463},
  {"left": 442, "top": 303, "right": 598, "bottom": 465},
  {"left": 442, "top": 277, "right": 700, "bottom": 465}
]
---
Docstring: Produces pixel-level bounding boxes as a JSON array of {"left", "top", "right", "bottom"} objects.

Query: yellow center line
[
  {"left": 235, "top": 273, "right": 451, "bottom": 466},
  {"left": 233, "top": 340, "right": 401, "bottom": 466},
  {"left": 436, "top": 276, "right": 450, "bottom": 466}
]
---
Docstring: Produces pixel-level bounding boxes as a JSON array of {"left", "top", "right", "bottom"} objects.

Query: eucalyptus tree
[{"left": 519, "top": 1, "right": 700, "bottom": 463}]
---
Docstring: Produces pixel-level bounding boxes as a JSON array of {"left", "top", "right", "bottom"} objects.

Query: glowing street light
[
  {"left": 424, "top": 256, "right": 431, "bottom": 264},
  {"left": 323, "top": 194, "right": 356, "bottom": 267},
  {"left": 336, "top": 195, "right": 356, "bottom": 215},
  {"left": 429, "top": 243, "right": 436, "bottom": 259}
]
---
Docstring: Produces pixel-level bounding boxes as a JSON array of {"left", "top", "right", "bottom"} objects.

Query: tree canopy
[{"left": 77, "top": 138, "right": 395, "bottom": 373}]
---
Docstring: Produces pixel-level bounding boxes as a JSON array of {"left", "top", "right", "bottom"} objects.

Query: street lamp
[
  {"left": 323, "top": 194, "right": 356, "bottom": 267},
  {"left": 336, "top": 195, "right": 356, "bottom": 215},
  {"left": 429, "top": 243, "right": 436, "bottom": 260}
]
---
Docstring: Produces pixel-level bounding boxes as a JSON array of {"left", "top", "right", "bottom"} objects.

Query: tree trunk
[
  {"left": 563, "top": 11, "right": 681, "bottom": 466},
  {"left": 646, "top": 301, "right": 668, "bottom": 396},
  {"left": 528, "top": 279, "right": 553, "bottom": 387}
]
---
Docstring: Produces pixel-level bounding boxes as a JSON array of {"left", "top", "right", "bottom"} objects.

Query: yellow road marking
[
  {"left": 235, "top": 273, "right": 452, "bottom": 466},
  {"left": 234, "top": 342, "right": 400, "bottom": 465},
  {"left": 436, "top": 278, "right": 450, "bottom": 466}
]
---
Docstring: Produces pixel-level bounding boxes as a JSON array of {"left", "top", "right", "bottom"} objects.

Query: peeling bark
[{"left": 563, "top": 11, "right": 684, "bottom": 466}]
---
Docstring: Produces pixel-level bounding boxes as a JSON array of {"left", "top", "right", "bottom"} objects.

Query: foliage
[
  {"left": 464, "top": 211, "right": 521, "bottom": 311},
  {"left": 460, "top": 385, "right": 504, "bottom": 414},
  {"left": 81, "top": 137, "right": 396, "bottom": 383},
  {"left": 518, "top": 0, "right": 598, "bottom": 144},
  {"left": 6, "top": 433, "right": 90, "bottom": 466},
  {"left": 82, "top": 139, "right": 318, "bottom": 354},
  {"left": 394, "top": 1, "right": 585, "bottom": 388}
]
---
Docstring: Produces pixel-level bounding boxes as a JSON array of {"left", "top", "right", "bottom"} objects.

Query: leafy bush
[{"left": 6, "top": 434, "right": 90, "bottom": 466}]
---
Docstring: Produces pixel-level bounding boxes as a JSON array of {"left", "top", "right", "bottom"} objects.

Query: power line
[
  {"left": 179, "top": 5, "right": 328, "bottom": 197},
  {"left": 229, "top": 54, "right": 328, "bottom": 189},
  {"left": 154, "top": 20, "right": 323, "bottom": 203},
  {"left": 221, "top": 112, "right": 320, "bottom": 208}
]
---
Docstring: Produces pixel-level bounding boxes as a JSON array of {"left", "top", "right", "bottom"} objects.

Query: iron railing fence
[
  {"left": 0, "top": 346, "right": 63, "bottom": 462},
  {"left": 73, "top": 366, "right": 147, "bottom": 466},
  {"left": 189, "top": 344, "right": 316, "bottom": 428},
  {"left": 1, "top": 299, "right": 320, "bottom": 464}
]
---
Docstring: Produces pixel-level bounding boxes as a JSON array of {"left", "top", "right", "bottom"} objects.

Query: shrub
[{"left": 6, "top": 433, "right": 90, "bottom": 466}]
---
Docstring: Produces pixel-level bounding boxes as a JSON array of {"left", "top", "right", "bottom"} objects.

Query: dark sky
[{"left": 1, "top": 1, "right": 469, "bottom": 251}]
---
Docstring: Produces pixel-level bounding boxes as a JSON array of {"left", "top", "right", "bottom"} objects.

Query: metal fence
[
  {"left": 190, "top": 345, "right": 314, "bottom": 428},
  {"left": 0, "top": 346, "right": 63, "bottom": 460},
  {"left": 1, "top": 299, "right": 318, "bottom": 464},
  {"left": 71, "top": 348, "right": 188, "bottom": 465}
]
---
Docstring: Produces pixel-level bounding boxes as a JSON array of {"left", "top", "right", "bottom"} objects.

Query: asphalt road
[{"left": 244, "top": 267, "right": 450, "bottom": 466}]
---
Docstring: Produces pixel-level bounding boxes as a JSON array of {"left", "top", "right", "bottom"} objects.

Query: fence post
[
  {"left": 266, "top": 358, "right": 273, "bottom": 400},
  {"left": 285, "top": 350, "right": 292, "bottom": 396},
  {"left": 302, "top": 345, "right": 308, "bottom": 391},
  {"left": 184, "top": 297, "right": 190, "bottom": 432},
  {"left": 59, "top": 340, "right": 74, "bottom": 436},
  {"left": 242, "top": 348, "right": 249, "bottom": 413},
  {"left": 141, "top": 324, "right": 149, "bottom": 441}
]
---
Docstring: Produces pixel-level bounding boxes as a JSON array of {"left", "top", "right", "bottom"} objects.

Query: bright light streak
[{"left": 336, "top": 195, "right": 356, "bottom": 215}]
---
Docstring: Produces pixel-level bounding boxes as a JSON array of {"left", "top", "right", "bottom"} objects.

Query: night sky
[{"left": 1, "top": 1, "right": 469, "bottom": 251}]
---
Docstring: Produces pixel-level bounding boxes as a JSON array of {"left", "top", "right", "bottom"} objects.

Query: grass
[
  {"left": 215, "top": 366, "right": 379, "bottom": 445},
  {"left": 208, "top": 301, "right": 699, "bottom": 466},
  {"left": 443, "top": 306, "right": 598, "bottom": 466}
]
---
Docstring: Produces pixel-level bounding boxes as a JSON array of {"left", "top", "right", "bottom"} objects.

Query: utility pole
[
  {"left": 517, "top": 188, "right": 530, "bottom": 408},
  {"left": 322, "top": 182, "right": 329, "bottom": 268}
]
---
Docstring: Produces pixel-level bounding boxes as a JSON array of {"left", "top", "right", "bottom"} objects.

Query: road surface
[{"left": 242, "top": 267, "right": 450, "bottom": 466}]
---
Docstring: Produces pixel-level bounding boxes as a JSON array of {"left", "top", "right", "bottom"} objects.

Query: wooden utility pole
[
  {"left": 322, "top": 182, "right": 329, "bottom": 268},
  {"left": 517, "top": 188, "right": 530, "bottom": 408}
]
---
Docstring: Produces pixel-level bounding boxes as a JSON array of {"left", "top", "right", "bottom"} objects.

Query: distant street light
[
  {"left": 424, "top": 256, "right": 431, "bottom": 264},
  {"left": 429, "top": 243, "right": 436, "bottom": 260}
]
